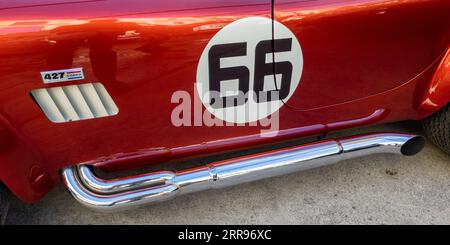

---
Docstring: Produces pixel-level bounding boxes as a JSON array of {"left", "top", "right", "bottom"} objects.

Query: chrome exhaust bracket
[{"left": 61, "top": 133, "right": 425, "bottom": 212}]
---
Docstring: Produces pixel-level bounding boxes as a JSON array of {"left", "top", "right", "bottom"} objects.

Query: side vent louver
[{"left": 31, "top": 83, "right": 119, "bottom": 123}]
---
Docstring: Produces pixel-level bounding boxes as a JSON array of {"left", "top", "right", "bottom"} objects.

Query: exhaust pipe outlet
[
  {"left": 61, "top": 133, "right": 424, "bottom": 212},
  {"left": 400, "top": 135, "right": 426, "bottom": 156}
]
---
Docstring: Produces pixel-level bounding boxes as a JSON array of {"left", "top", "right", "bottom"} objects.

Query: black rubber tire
[
  {"left": 423, "top": 104, "right": 450, "bottom": 155},
  {"left": 0, "top": 185, "right": 9, "bottom": 225}
]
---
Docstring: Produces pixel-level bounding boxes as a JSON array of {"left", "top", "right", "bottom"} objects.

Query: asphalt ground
[{"left": 5, "top": 121, "right": 450, "bottom": 224}]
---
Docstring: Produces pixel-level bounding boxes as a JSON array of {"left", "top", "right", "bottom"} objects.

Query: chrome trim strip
[{"left": 61, "top": 133, "right": 424, "bottom": 212}]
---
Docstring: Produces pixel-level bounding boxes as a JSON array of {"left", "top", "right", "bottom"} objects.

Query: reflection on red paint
[{"left": 0, "top": 0, "right": 447, "bottom": 203}]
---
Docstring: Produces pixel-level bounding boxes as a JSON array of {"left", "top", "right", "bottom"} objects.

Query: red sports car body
[{"left": 0, "top": 0, "right": 449, "bottom": 210}]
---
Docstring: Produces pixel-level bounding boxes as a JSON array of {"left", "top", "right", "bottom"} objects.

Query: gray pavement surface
[{"left": 5, "top": 121, "right": 450, "bottom": 224}]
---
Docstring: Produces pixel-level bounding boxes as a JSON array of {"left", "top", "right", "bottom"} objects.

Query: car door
[{"left": 272, "top": 0, "right": 450, "bottom": 110}]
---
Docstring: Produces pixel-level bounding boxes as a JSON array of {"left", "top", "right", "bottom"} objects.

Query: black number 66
[{"left": 208, "top": 38, "right": 293, "bottom": 109}]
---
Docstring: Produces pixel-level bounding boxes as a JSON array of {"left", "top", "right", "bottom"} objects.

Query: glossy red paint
[
  {"left": 274, "top": 0, "right": 450, "bottom": 110},
  {"left": 417, "top": 46, "right": 450, "bottom": 118},
  {"left": 0, "top": 0, "right": 448, "bottom": 203}
]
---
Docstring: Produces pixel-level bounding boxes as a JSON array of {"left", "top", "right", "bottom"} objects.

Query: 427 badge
[{"left": 40, "top": 68, "right": 85, "bottom": 84}]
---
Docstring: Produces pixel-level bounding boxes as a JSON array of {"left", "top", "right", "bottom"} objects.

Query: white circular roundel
[{"left": 196, "top": 17, "right": 303, "bottom": 123}]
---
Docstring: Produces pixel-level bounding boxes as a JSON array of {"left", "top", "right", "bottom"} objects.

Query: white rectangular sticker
[{"left": 40, "top": 68, "right": 84, "bottom": 84}]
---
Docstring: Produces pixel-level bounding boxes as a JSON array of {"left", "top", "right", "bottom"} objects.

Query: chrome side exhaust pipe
[{"left": 61, "top": 133, "right": 425, "bottom": 212}]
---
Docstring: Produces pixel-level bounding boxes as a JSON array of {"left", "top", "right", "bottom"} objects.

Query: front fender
[{"left": 417, "top": 46, "right": 450, "bottom": 118}]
